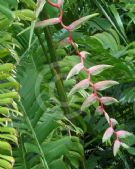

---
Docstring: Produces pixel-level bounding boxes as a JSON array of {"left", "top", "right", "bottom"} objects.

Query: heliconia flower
[
  {"left": 35, "top": 18, "right": 61, "bottom": 28},
  {"left": 47, "top": 0, "right": 59, "bottom": 7},
  {"left": 104, "top": 112, "right": 110, "bottom": 123},
  {"left": 102, "top": 127, "right": 114, "bottom": 143},
  {"left": 110, "top": 118, "right": 118, "bottom": 127},
  {"left": 116, "top": 130, "right": 132, "bottom": 138},
  {"left": 69, "top": 79, "right": 90, "bottom": 96},
  {"left": 113, "top": 139, "right": 121, "bottom": 156},
  {"left": 100, "top": 97, "right": 119, "bottom": 105},
  {"left": 35, "top": 0, "right": 46, "bottom": 18},
  {"left": 80, "top": 51, "right": 90, "bottom": 58},
  {"left": 66, "top": 63, "right": 84, "bottom": 80},
  {"left": 95, "top": 106, "right": 104, "bottom": 115},
  {"left": 58, "top": 0, "right": 64, "bottom": 6},
  {"left": 66, "top": 13, "right": 99, "bottom": 31},
  {"left": 120, "top": 142, "right": 129, "bottom": 149},
  {"left": 81, "top": 93, "right": 97, "bottom": 111},
  {"left": 88, "top": 64, "right": 113, "bottom": 76},
  {"left": 94, "top": 80, "right": 119, "bottom": 91}
]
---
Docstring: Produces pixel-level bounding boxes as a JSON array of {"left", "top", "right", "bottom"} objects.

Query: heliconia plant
[{"left": 36, "top": 0, "right": 133, "bottom": 156}]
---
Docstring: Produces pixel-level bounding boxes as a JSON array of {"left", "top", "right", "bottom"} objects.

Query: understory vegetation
[{"left": 0, "top": 0, "right": 135, "bottom": 169}]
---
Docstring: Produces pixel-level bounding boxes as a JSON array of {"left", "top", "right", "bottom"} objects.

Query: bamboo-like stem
[{"left": 36, "top": 14, "right": 70, "bottom": 115}]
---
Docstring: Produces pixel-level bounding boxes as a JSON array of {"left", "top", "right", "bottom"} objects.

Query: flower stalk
[{"left": 36, "top": 0, "right": 132, "bottom": 157}]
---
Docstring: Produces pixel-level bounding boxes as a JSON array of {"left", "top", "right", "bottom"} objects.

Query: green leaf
[
  {"left": 15, "top": 9, "right": 35, "bottom": 21},
  {"left": 0, "top": 159, "right": 12, "bottom": 169},
  {"left": 110, "top": 4, "right": 126, "bottom": 38},
  {"left": 127, "top": 147, "right": 135, "bottom": 155},
  {"left": 0, "top": 4, "right": 14, "bottom": 19}
]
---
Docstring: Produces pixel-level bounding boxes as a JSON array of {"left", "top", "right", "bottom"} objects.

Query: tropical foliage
[{"left": 0, "top": 0, "right": 135, "bottom": 169}]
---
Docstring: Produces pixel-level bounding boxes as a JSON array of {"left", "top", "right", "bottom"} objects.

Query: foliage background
[{"left": 0, "top": 0, "right": 135, "bottom": 168}]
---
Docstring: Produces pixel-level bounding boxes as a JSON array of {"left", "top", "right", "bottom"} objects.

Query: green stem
[
  {"left": 35, "top": 19, "right": 70, "bottom": 115},
  {"left": 20, "top": 134, "right": 27, "bottom": 169},
  {"left": 19, "top": 102, "right": 49, "bottom": 169}
]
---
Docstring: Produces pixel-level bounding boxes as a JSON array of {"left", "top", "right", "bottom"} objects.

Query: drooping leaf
[
  {"left": 89, "top": 64, "right": 113, "bottom": 75},
  {"left": 113, "top": 139, "right": 121, "bottom": 156},
  {"left": 67, "top": 13, "right": 99, "bottom": 31},
  {"left": 66, "top": 63, "right": 84, "bottom": 80},
  {"left": 100, "top": 97, "right": 118, "bottom": 105},
  {"left": 94, "top": 80, "right": 119, "bottom": 91},
  {"left": 102, "top": 127, "right": 114, "bottom": 143},
  {"left": 35, "top": 18, "right": 60, "bottom": 28},
  {"left": 117, "top": 130, "right": 132, "bottom": 138},
  {"left": 81, "top": 93, "right": 97, "bottom": 110},
  {"left": 69, "top": 79, "right": 90, "bottom": 96}
]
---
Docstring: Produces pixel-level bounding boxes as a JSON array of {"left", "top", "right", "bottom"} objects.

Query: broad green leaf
[
  {"left": 24, "top": 143, "right": 39, "bottom": 154},
  {"left": 127, "top": 147, "right": 135, "bottom": 155}
]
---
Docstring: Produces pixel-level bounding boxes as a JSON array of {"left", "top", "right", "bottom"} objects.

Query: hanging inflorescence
[{"left": 36, "top": 0, "right": 133, "bottom": 156}]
